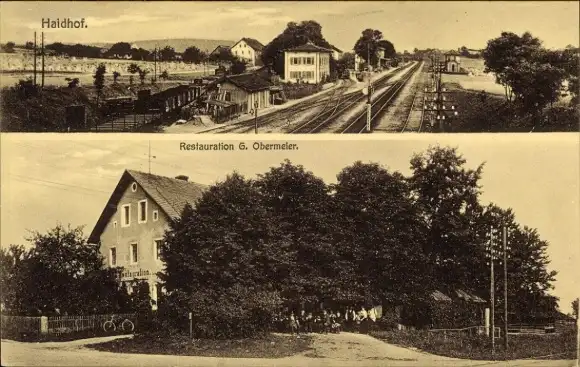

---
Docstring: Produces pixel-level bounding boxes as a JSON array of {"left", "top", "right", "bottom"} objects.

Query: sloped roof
[
  {"left": 209, "top": 45, "right": 231, "bottom": 55},
  {"left": 455, "top": 289, "right": 486, "bottom": 303},
  {"left": 237, "top": 38, "right": 265, "bottom": 51},
  {"left": 224, "top": 73, "right": 272, "bottom": 92},
  {"left": 431, "top": 290, "right": 453, "bottom": 302},
  {"left": 88, "top": 170, "right": 206, "bottom": 243},
  {"left": 330, "top": 45, "right": 342, "bottom": 53},
  {"left": 285, "top": 42, "right": 333, "bottom": 53}
]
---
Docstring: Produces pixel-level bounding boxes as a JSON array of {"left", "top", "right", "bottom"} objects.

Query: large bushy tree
[{"left": 0, "top": 225, "right": 134, "bottom": 315}]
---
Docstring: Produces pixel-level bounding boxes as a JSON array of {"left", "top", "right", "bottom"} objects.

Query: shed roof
[
  {"left": 223, "top": 73, "right": 272, "bottom": 92},
  {"left": 88, "top": 170, "right": 206, "bottom": 244}
]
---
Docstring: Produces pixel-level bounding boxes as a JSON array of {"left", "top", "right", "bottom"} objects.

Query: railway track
[
  {"left": 200, "top": 81, "right": 352, "bottom": 134},
  {"left": 339, "top": 62, "right": 423, "bottom": 134},
  {"left": 400, "top": 62, "right": 429, "bottom": 133},
  {"left": 288, "top": 63, "right": 416, "bottom": 134}
]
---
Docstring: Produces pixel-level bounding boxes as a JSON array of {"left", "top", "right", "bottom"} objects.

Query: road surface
[{"left": 1, "top": 333, "right": 576, "bottom": 367}]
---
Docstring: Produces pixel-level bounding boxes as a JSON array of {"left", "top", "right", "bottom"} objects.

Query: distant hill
[{"left": 90, "top": 39, "right": 237, "bottom": 53}]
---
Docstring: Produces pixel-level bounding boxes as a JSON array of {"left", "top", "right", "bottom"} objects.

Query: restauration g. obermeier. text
[{"left": 180, "top": 142, "right": 299, "bottom": 151}]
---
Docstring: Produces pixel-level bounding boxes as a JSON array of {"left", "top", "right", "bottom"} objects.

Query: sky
[
  {"left": 1, "top": 134, "right": 578, "bottom": 314},
  {"left": 0, "top": 1, "right": 578, "bottom": 52}
]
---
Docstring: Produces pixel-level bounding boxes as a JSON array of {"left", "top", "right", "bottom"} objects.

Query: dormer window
[
  {"left": 153, "top": 210, "right": 159, "bottom": 222},
  {"left": 138, "top": 200, "right": 147, "bottom": 223}
]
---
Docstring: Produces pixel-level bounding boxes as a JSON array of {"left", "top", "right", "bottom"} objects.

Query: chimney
[{"left": 175, "top": 175, "right": 189, "bottom": 181}]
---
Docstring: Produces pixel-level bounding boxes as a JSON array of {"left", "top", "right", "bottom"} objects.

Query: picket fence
[{"left": 1, "top": 313, "right": 137, "bottom": 337}]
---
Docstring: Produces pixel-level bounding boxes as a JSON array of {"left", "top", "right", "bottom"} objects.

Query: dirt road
[{"left": 1, "top": 333, "right": 576, "bottom": 367}]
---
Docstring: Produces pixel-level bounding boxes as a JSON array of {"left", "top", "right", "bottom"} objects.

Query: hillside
[{"left": 91, "top": 38, "right": 237, "bottom": 53}]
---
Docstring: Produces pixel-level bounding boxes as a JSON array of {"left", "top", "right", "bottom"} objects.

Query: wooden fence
[
  {"left": 1, "top": 313, "right": 137, "bottom": 338},
  {"left": 429, "top": 326, "right": 501, "bottom": 338}
]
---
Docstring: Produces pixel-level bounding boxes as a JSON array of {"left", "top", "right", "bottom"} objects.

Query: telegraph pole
[
  {"left": 33, "top": 32, "right": 37, "bottom": 86},
  {"left": 503, "top": 225, "right": 509, "bottom": 353},
  {"left": 154, "top": 46, "right": 158, "bottom": 82},
  {"left": 576, "top": 297, "right": 580, "bottom": 367},
  {"left": 366, "top": 42, "right": 372, "bottom": 132},
  {"left": 490, "top": 227, "right": 496, "bottom": 357},
  {"left": 41, "top": 32, "right": 45, "bottom": 88}
]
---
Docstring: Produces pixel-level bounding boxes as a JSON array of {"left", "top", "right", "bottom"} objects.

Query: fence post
[
  {"left": 40, "top": 316, "right": 48, "bottom": 335},
  {"left": 189, "top": 312, "right": 193, "bottom": 340}
]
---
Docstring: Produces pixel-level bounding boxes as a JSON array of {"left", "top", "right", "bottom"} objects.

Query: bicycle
[{"left": 102, "top": 315, "right": 135, "bottom": 333}]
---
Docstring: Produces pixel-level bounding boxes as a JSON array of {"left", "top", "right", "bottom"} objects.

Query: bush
[{"left": 154, "top": 286, "right": 283, "bottom": 339}]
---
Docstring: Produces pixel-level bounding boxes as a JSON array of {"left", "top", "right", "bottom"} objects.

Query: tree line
[
  {"left": 0, "top": 147, "right": 562, "bottom": 336},
  {"left": 156, "top": 146, "right": 561, "bottom": 338}
]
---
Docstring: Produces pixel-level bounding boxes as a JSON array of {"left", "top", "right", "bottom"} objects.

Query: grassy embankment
[
  {"left": 369, "top": 328, "right": 577, "bottom": 360},
  {"left": 89, "top": 333, "right": 313, "bottom": 359}
]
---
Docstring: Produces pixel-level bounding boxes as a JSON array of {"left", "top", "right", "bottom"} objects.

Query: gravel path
[{"left": 2, "top": 333, "right": 575, "bottom": 367}]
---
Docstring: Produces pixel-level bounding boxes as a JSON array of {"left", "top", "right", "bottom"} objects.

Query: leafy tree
[
  {"left": 93, "top": 63, "right": 106, "bottom": 108},
  {"left": 254, "top": 160, "right": 336, "bottom": 307},
  {"left": 66, "top": 77, "right": 80, "bottom": 88},
  {"left": 409, "top": 146, "right": 485, "bottom": 291},
  {"left": 332, "top": 162, "right": 430, "bottom": 308},
  {"left": 159, "top": 173, "right": 288, "bottom": 337},
  {"left": 25, "top": 41, "right": 34, "bottom": 50},
  {"left": 483, "top": 32, "right": 543, "bottom": 102},
  {"left": 159, "top": 46, "right": 176, "bottom": 61},
  {"left": 160, "top": 70, "right": 169, "bottom": 80},
  {"left": 0, "top": 225, "right": 134, "bottom": 315},
  {"left": 229, "top": 58, "right": 247, "bottom": 75},
  {"left": 182, "top": 46, "right": 205, "bottom": 64},
  {"left": 572, "top": 299, "right": 579, "bottom": 319},
  {"left": 112, "top": 71, "right": 120, "bottom": 84},
  {"left": 138, "top": 68, "right": 149, "bottom": 84},
  {"left": 105, "top": 42, "right": 132, "bottom": 58},
  {"left": 131, "top": 47, "right": 150, "bottom": 61},
  {"left": 261, "top": 20, "right": 336, "bottom": 78},
  {"left": 504, "top": 60, "right": 566, "bottom": 122},
  {"left": 127, "top": 63, "right": 140, "bottom": 75},
  {"left": 2, "top": 42, "right": 16, "bottom": 53},
  {"left": 336, "top": 52, "right": 356, "bottom": 76},
  {"left": 354, "top": 29, "right": 388, "bottom": 68}
]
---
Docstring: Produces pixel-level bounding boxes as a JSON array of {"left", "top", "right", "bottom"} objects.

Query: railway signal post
[
  {"left": 486, "top": 223, "right": 511, "bottom": 358},
  {"left": 423, "top": 55, "right": 458, "bottom": 132}
]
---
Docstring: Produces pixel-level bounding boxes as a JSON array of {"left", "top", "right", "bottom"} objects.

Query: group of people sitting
[{"left": 273, "top": 306, "right": 378, "bottom": 335}]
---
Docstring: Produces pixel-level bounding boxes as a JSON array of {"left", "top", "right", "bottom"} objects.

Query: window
[
  {"left": 110, "top": 247, "right": 117, "bottom": 266},
  {"left": 131, "top": 182, "right": 137, "bottom": 192},
  {"left": 113, "top": 221, "right": 117, "bottom": 229},
  {"left": 153, "top": 210, "right": 159, "bottom": 221},
  {"left": 130, "top": 243, "right": 138, "bottom": 264},
  {"left": 154, "top": 239, "right": 163, "bottom": 261},
  {"left": 138, "top": 200, "right": 147, "bottom": 223},
  {"left": 121, "top": 204, "right": 131, "bottom": 227}
]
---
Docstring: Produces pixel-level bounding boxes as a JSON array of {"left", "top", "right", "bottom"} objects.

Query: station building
[{"left": 283, "top": 42, "right": 332, "bottom": 84}]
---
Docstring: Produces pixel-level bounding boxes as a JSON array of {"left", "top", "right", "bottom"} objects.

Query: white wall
[
  {"left": 284, "top": 51, "right": 330, "bottom": 84},
  {"left": 231, "top": 40, "right": 258, "bottom": 66}
]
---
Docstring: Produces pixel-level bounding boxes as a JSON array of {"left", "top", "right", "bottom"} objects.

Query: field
[{"left": 442, "top": 58, "right": 506, "bottom": 96}]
